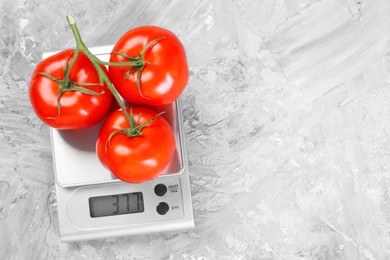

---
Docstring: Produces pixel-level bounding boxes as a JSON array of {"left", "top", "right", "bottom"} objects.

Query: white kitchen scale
[{"left": 44, "top": 46, "right": 194, "bottom": 242}]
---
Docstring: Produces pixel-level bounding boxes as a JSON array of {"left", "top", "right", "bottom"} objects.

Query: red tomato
[
  {"left": 96, "top": 107, "right": 176, "bottom": 183},
  {"left": 29, "top": 49, "right": 112, "bottom": 129},
  {"left": 108, "top": 26, "right": 188, "bottom": 106}
]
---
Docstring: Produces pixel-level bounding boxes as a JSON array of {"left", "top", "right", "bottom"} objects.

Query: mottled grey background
[{"left": 2, "top": 0, "right": 390, "bottom": 259}]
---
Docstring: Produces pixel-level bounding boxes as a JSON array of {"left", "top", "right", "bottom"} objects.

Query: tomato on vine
[
  {"left": 96, "top": 107, "right": 176, "bottom": 183},
  {"left": 30, "top": 17, "right": 181, "bottom": 183},
  {"left": 29, "top": 49, "right": 112, "bottom": 129},
  {"left": 108, "top": 26, "right": 189, "bottom": 106}
]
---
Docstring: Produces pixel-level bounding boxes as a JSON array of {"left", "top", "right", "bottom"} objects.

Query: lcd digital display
[{"left": 89, "top": 192, "right": 144, "bottom": 218}]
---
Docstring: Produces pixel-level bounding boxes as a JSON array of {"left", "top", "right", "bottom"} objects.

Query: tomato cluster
[{"left": 29, "top": 17, "right": 188, "bottom": 183}]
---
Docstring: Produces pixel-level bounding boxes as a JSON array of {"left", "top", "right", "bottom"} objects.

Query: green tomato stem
[
  {"left": 63, "top": 47, "right": 80, "bottom": 80},
  {"left": 66, "top": 16, "right": 134, "bottom": 128},
  {"left": 98, "top": 60, "right": 143, "bottom": 67}
]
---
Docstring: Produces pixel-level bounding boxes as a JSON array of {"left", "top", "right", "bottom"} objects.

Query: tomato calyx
[
  {"left": 109, "top": 37, "right": 165, "bottom": 99},
  {"left": 37, "top": 56, "right": 104, "bottom": 119},
  {"left": 104, "top": 109, "right": 165, "bottom": 152}
]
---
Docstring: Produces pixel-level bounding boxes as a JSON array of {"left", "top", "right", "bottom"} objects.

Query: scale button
[
  {"left": 154, "top": 184, "right": 168, "bottom": 196},
  {"left": 156, "top": 202, "right": 169, "bottom": 215}
]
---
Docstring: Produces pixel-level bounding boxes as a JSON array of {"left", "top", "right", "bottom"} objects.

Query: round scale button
[
  {"left": 156, "top": 202, "right": 169, "bottom": 215},
  {"left": 154, "top": 184, "right": 168, "bottom": 197}
]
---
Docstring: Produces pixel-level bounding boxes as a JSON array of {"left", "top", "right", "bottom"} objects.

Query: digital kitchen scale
[{"left": 45, "top": 46, "right": 194, "bottom": 242}]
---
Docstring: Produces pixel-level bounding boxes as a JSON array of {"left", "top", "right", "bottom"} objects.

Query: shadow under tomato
[{"left": 57, "top": 121, "right": 103, "bottom": 152}]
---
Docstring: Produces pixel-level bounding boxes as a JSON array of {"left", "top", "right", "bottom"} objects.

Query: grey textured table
[{"left": 2, "top": 0, "right": 390, "bottom": 259}]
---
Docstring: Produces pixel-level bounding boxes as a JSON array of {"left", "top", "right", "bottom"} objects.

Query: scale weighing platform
[{"left": 45, "top": 46, "right": 194, "bottom": 242}]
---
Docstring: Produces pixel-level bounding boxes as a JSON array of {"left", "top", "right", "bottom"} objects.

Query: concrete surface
[{"left": 1, "top": 0, "right": 390, "bottom": 259}]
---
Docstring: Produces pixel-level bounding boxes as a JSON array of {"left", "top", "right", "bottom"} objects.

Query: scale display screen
[{"left": 89, "top": 192, "right": 144, "bottom": 218}]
